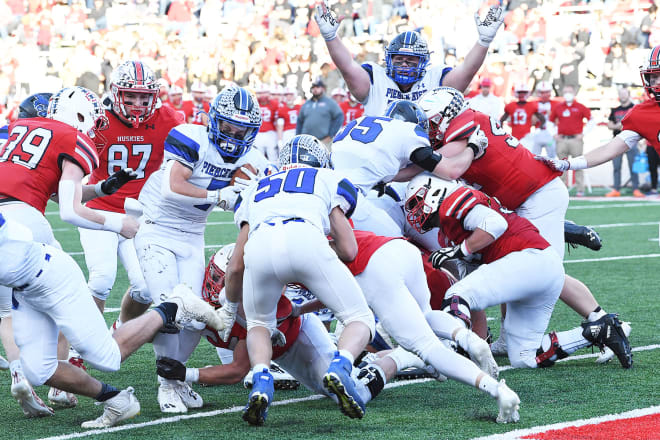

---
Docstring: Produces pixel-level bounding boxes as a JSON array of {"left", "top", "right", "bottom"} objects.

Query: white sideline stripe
[
  {"left": 38, "top": 378, "right": 432, "bottom": 440},
  {"left": 103, "top": 307, "right": 120, "bottom": 313},
  {"left": 589, "top": 221, "right": 659, "bottom": 228},
  {"left": 37, "top": 346, "right": 659, "bottom": 440},
  {"left": 564, "top": 253, "right": 660, "bottom": 263},
  {"left": 568, "top": 202, "right": 660, "bottom": 210},
  {"left": 67, "top": 243, "right": 233, "bottom": 257},
  {"left": 471, "top": 406, "right": 660, "bottom": 440}
]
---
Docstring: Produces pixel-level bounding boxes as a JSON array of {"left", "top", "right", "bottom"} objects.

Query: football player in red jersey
[
  {"left": 253, "top": 84, "right": 279, "bottom": 161},
  {"left": 500, "top": 82, "right": 545, "bottom": 150},
  {"left": 275, "top": 87, "right": 301, "bottom": 156},
  {"left": 417, "top": 88, "right": 633, "bottom": 368},
  {"left": 0, "top": 87, "right": 141, "bottom": 416},
  {"left": 537, "top": 45, "right": 660, "bottom": 193},
  {"left": 404, "top": 175, "right": 632, "bottom": 370},
  {"left": 339, "top": 92, "right": 365, "bottom": 127},
  {"left": 188, "top": 80, "right": 210, "bottom": 126},
  {"left": 80, "top": 60, "right": 185, "bottom": 322},
  {"left": 530, "top": 81, "right": 559, "bottom": 158}
]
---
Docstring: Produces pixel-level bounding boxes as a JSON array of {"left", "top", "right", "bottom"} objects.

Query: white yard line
[
  {"left": 38, "top": 345, "right": 660, "bottom": 440},
  {"left": 568, "top": 202, "right": 660, "bottom": 209},
  {"left": 471, "top": 405, "right": 660, "bottom": 440},
  {"left": 564, "top": 253, "right": 660, "bottom": 263}
]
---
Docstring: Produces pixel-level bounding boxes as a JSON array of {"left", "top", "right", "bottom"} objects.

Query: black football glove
[
  {"left": 156, "top": 357, "right": 186, "bottom": 381},
  {"left": 428, "top": 245, "right": 465, "bottom": 269},
  {"left": 100, "top": 168, "right": 138, "bottom": 196}
]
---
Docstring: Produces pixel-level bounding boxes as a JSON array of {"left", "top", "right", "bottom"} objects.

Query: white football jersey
[
  {"left": 235, "top": 167, "right": 358, "bottom": 235},
  {"left": 330, "top": 116, "right": 429, "bottom": 195},
  {"left": 0, "top": 239, "right": 44, "bottom": 289},
  {"left": 139, "top": 124, "right": 269, "bottom": 234},
  {"left": 362, "top": 63, "right": 451, "bottom": 116}
]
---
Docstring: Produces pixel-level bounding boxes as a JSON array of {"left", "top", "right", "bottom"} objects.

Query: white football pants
[{"left": 12, "top": 246, "right": 121, "bottom": 386}]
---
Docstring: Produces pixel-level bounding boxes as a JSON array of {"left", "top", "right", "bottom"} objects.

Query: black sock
[
  {"left": 154, "top": 302, "right": 178, "bottom": 325},
  {"left": 592, "top": 306, "right": 602, "bottom": 314},
  {"left": 96, "top": 382, "right": 120, "bottom": 402}
]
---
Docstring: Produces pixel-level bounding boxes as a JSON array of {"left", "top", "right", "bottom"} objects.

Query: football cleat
[
  {"left": 244, "top": 362, "right": 300, "bottom": 390},
  {"left": 11, "top": 371, "right": 54, "bottom": 418},
  {"left": 160, "top": 284, "right": 224, "bottom": 331},
  {"left": 490, "top": 321, "right": 508, "bottom": 356},
  {"left": 323, "top": 352, "right": 366, "bottom": 419},
  {"left": 48, "top": 387, "right": 78, "bottom": 408},
  {"left": 174, "top": 381, "right": 203, "bottom": 409},
  {"left": 496, "top": 379, "right": 520, "bottom": 424},
  {"left": 0, "top": 354, "right": 9, "bottom": 370},
  {"left": 564, "top": 220, "right": 602, "bottom": 251},
  {"left": 81, "top": 387, "right": 140, "bottom": 428},
  {"left": 596, "top": 321, "right": 632, "bottom": 364},
  {"left": 242, "top": 368, "right": 274, "bottom": 426},
  {"left": 158, "top": 383, "right": 187, "bottom": 413},
  {"left": 395, "top": 365, "right": 447, "bottom": 382},
  {"left": 462, "top": 331, "right": 499, "bottom": 379},
  {"left": 581, "top": 314, "right": 633, "bottom": 369}
]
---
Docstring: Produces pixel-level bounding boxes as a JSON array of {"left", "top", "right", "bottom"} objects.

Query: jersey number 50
[{"left": 254, "top": 168, "right": 318, "bottom": 202}]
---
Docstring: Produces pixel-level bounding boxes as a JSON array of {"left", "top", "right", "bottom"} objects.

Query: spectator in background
[
  {"left": 296, "top": 78, "right": 343, "bottom": 149},
  {"left": 639, "top": 4, "right": 657, "bottom": 49},
  {"left": 606, "top": 87, "right": 641, "bottom": 197},
  {"left": 467, "top": 77, "right": 503, "bottom": 119},
  {"left": 275, "top": 87, "right": 301, "bottom": 156},
  {"left": 531, "top": 80, "right": 558, "bottom": 158},
  {"left": 331, "top": 87, "right": 346, "bottom": 104},
  {"left": 550, "top": 84, "right": 594, "bottom": 196},
  {"left": 254, "top": 84, "right": 280, "bottom": 162},
  {"left": 646, "top": 141, "right": 659, "bottom": 195},
  {"left": 501, "top": 82, "right": 545, "bottom": 151}
]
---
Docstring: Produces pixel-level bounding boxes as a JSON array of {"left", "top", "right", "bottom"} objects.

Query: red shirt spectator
[{"left": 550, "top": 98, "right": 591, "bottom": 136}]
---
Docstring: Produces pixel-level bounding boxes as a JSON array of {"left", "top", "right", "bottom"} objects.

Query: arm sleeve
[
  {"left": 461, "top": 203, "right": 508, "bottom": 240},
  {"left": 333, "top": 178, "right": 359, "bottom": 218},
  {"left": 58, "top": 180, "right": 123, "bottom": 233}
]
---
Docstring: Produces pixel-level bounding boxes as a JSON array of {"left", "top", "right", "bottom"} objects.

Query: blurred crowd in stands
[{"left": 0, "top": 0, "right": 657, "bottom": 124}]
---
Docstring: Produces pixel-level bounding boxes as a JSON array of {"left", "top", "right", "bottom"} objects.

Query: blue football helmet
[
  {"left": 208, "top": 86, "right": 261, "bottom": 158},
  {"left": 384, "top": 99, "right": 429, "bottom": 134},
  {"left": 385, "top": 31, "right": 430, "bottom": 85},
  {"left": 279, "top": 134, "right": 330, "bottom": 170},
  {"left": 18, "top": 93, "right": 52, "bottom": 119}
]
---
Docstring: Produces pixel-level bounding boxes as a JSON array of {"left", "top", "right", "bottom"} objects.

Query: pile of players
[{"left": 0, "top": 0, "right": 644, "bottom": 430}]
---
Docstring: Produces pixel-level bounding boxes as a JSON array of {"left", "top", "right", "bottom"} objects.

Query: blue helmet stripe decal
[{"left": 291, "top": 136, "right": 300, "bottom": 164}]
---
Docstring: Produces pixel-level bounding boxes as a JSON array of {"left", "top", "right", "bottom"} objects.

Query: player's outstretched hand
[
  {"left": 428, "top": 245, "right": 465, "bottom": 269},
  {"left": 474, "top": 4, "right": 505, "bottom": 46},
  {"left": 314, "top": 0, "right": 341, "bottom": 41},
  {"left": 534, "top": 155, "right": 570, "bottom": 172},
  {"left": 216, "top": 301, "right": 239, "bottom": 342}
]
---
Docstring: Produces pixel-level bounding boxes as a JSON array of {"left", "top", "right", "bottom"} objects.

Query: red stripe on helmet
[{"left": 134, "top": 61, "right": 144, "bottom": 85}]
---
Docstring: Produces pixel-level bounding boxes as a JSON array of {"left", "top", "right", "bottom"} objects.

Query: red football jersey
[
  {"left": 189, "top": 101, "right": 210, "bottom": 126},
  {"left": 163, "top": 101, "right": 188, "bottom": 122},
  {"left": 549, "top": 101, "right": 591, "bottom": 135},
  {"left": 0, "top": 118, "right": 98, "bottom": 213},
  {"left": 419, "top": 249, "right": 455, "bottom": 311},
  {"left": 259, "top": 99, "right": 279, "bottom": 132},
  {"left": 441, "top": 109, "right": 560, "bottom": 210},
  {"left": 503, "top": 100, "right": 538, "bottom": 139},
  {"left": 621, "top": 99, "right": 660, "bottom": 154},
  {"left": 275, "top": 103, "right": 301, "bottom": 131},
  {"left": 534, "top": 99, "right": 559, "bottom": 127},
  {"left": 345, "top": 230, "right": 400, "bottom": 276},
  {"left": 203, "top": 295, "right": 301, "bottom": 360},
  {"left": 437, "top": 186, "right": 550, "bottom": 263},
  {"left": 339, "top": 101, "right": 364, "bottom": 125},
  {"left": 86, "top": 106, "right": 184, "bottom": 213}
]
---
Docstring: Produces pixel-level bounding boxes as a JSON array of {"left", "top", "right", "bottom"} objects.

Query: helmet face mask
[
  {"left": 641, "top": 45, "right": 660, "bottom": 102},
  {"left": 202, "top": 244, "right": 235, "bottom": 308},
  {"left": 208, "top": 86, "right": 261, "bottom": 158},
  {"left": 110, "top": 61, "right": 159, "bottom": 128},
  {"left": 385, "top": 31, "right": 430, "bottom": 85},
  {"left": 405, "top": 175, "right": 459, "bottom": 232},
  {"left": 279, "top": 134, "right": 330, "bottom": 170}
]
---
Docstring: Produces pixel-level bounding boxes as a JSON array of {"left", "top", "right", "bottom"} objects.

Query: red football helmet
[
  {"left": 404, "top": 174, "right": 460, "bottom": 233},
  {"left": 641, "top": 45, "right": 660, "bottom": 102},
  {"left": 202, "top": 243, "right": 235, "bottom": 308},
  {"left": 110, "top": 60, "right": 159, "bottom": 128}
]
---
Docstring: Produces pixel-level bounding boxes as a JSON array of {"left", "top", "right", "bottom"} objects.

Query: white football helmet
[
  {"left": 513, "top": 82, "right": 530, "bottom": 100},
  {"left": 110, "top": 60, "right": 159, "bottom": 128},
  {"left": 417, "top": 87, "right": 467, "bottom": 146},
  {"left": 202, "top": 243, "right": 236, "bottom": 308},
  {"left": 47, "top": 86, "right": 108, "bottom": 142},
  {"left": 404, "top": 174, "right": 461, "bottom": 233}
]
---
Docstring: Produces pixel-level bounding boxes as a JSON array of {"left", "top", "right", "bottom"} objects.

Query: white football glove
[
  {"left": 467, "top": 124, "right": 488, "bottom": 159},
  {"left": 474, "top": 5, "right": 505, "bottom": 47},
  {"left": 217, "top": 186, "right": 241, "bottom": 211},
  {"left": 232, "top": 166, "right": 260, "bottom": 192},
  {"left": 314, "top": 0, "right": 340, "bottom": 41},
  {"left": 215, "top": 301, "right": 239, "bottom": 342},
  {"left": 271, "top": 329, "right": 287, "bottom": 347},
  {"left": 534, "top": 155, "right": 570, "bottom": 172},
  {"left": 428, "top": 245, "right": 465, "bottom": 270}
]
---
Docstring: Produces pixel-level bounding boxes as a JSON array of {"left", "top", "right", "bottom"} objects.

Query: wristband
[
  {"left": 224, "top": 300, "right": 239, "bottom": 314},
  {"left": 460, "top": 241, "right": 471, "bottom": 256},
  {"left": 467, "top": 142, "right": 480, "bottom": 157},
  {"left": 206, "top": 190, "right": 220, "bottom": 204},
  {"left": 103, "top": 214, "right": 124, "bottom": 234},
  {"left": 94, "top": 181, "right": 106, "bottom": 198},
  {"left": 568, "top": 156, "right": 588, "bottom": 170},
  {"left": 185, "top": 368, "right": 200, "bottom": 383}
]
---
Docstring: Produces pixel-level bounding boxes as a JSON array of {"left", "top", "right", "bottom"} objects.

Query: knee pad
[
  {"left": 21, "top": 357, "right": 57, "bottom": 387},
  {"left": 535, "top": 331, "right": 569, "bottom": 368},
  {"left": 82, "top": 340, "right": 121, "bottom": 373},
  {"left": 87, "top": 272, "right": 115, "bottom": 301},
  {"left": 0, "top": 285, "right": 12, "bottom": 318},
  {"left": 129, "top": 285, "right": 152, "bottom": 305},
  {"left": 441, "top": 295, "right": 472, "bottom": 329}
]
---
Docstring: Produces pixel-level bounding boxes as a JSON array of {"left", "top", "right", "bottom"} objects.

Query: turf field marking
[
  {"left": 564, "top": 253, "right": 660, "bottom": 263},
  {"left": 37, "top": 346, "right": 659, "bottom": 440},
  {"left": 470, "top": 405, "right": 660, "bottom": 440},
  {"left": 588, "top": 221, "right": 658, "bottom": 228},
  {"left": 568, "top": 202, "right": 660, "bottom": 210}
]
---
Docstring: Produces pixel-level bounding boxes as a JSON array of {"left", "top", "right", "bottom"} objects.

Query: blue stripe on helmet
[{"left": 291, "top": 136, "right": 300, "bottom": 164}]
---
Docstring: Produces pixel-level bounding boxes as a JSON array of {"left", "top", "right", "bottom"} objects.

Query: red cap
[{"left": 480, "top": 78, "right": 492, "bottom": 87}]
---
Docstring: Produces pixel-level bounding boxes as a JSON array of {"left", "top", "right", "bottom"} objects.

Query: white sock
[
  {"left": 338, "top": 349, "right": 354, "bottom": 365},
  {"left": 251, "top": 363, "right": 270, "bottom": 375},
  {"left": 385, "top": 347, "right": 425, "bottom": 371},
  {"left": 9, "top": 360, "right": 21, "bottom": 376},
  {"left": 587, "top": 309, "right": 606, "bottom": 322}
]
